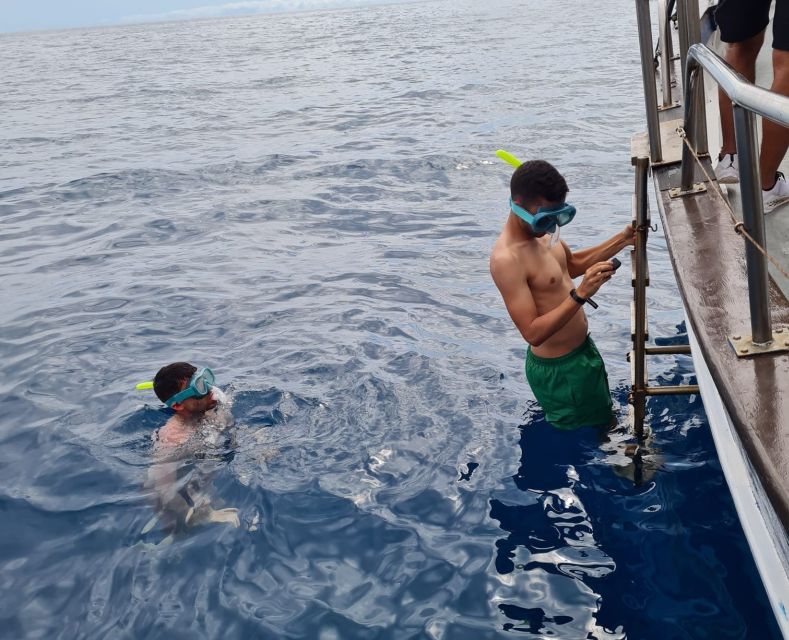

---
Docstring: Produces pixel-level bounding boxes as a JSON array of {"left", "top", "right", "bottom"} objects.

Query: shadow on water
[{"left": 489, "top": 329, "right": 781, "bottom": 639}]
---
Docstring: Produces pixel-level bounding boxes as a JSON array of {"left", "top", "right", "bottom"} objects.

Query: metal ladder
[{"left": 628, "top": 156, "right": 699, "bottom": 441}]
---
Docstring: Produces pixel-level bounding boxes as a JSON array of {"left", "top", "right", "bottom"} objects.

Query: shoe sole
[
  {"left": 717, "top": 175, "right": 739, "bottom": 184},
  {"left": 764, "top": 196, "right": 789, "bottom": 213}
]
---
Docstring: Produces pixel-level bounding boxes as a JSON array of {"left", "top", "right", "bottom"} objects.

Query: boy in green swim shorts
[{"left": 490, "top": 160, "right": 635, "bottom": 429}]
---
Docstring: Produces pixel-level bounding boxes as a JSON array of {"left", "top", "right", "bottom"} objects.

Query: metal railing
[
  {"left": 635, "top": 0, "right": 789, "bottom": 348},
  {"left": 680, "top": 44, "right": 789, "bottom": 344},
  {"left": 636, "top": 0, "right": 708, "bottom": 164}
]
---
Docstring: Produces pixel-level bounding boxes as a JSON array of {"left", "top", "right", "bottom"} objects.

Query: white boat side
[{"left": 687, "top": 318, "right": 789, "bottom": 635}]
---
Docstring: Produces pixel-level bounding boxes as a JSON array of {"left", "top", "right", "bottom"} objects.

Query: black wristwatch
[{"left": 569, "top": 288, "right": 587, "bottom": 305}]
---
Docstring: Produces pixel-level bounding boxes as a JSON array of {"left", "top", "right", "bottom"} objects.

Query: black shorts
[{"left": 715, "top": 0, "right": 789, "bottom": 51}]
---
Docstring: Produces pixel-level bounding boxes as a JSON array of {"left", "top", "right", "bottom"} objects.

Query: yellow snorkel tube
[
  {"left": 495, "top": 149, "right": 523, "bottom": 168},
  {"left": 135, "top": 381, "right": 154, "bottom": 390}
]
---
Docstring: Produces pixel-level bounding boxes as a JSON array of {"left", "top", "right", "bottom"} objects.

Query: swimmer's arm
[
  {"left": 147, "top": 459, "right": 184, "bottom": 513},
  {"left": 491, "top": 253, "right": 584, "bottom": 347},
  {"left": 562, "top": 225, "right": 635, "bottom": 277}
]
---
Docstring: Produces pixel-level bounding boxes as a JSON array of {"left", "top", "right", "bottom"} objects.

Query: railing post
[
  {"left": 732, "top": 105, "right": 773, "bottom": 344},
  {"left": 658, "top": 0, "right": 673, "bottom": 108},
  {"left": 677, "top": 0, "right": 708, "bottom": 155},
  {"left": 680, "top": 58, "right": 699, "bottom": 192},
  {"left": 636, "top": 0, "right": 663, "bottom": 163},
  {"left": 685, "top": 0, "right": 708, "bottom": 155},
  {"left": 677, "top": 0, "right": 690, "bottom": 84}
]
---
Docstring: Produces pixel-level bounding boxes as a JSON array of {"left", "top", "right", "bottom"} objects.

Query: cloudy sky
[{"left": 1, "top": 0, "right": 414, "bottom": 33}]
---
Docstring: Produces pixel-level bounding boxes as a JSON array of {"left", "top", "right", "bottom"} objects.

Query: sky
[{"left": 0, "top": 0, "right": 413, "bottom": 33}]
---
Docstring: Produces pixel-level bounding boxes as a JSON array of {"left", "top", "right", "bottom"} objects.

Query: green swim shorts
[{"left": 525, "top": 335, "right": 613, "bottom": 430}]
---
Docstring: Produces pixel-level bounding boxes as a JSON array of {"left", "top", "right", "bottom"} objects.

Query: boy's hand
[
  {"left": 621, "top": 224, "right": 636, "bottom": 246},
  {"left": 577, "top": 262, "right": 615, "bottom": 299}
]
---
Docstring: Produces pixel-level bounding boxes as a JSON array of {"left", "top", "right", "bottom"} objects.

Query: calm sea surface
[{"left": 0, "top": 1, "right": 781, "bottom": 637}]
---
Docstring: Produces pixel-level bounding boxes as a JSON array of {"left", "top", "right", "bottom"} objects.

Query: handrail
[
  {"left": 683, "top": 44, "right": 789, "bottom": 130},
  {"left": 681, "top": 43, "right": 789, "bottom": 344},
  {"left": 635, "top": 0, "right": 788, "bottom": 346}
]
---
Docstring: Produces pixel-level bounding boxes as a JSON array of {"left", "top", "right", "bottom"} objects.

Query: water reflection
[{"left": 491, "top": 418, "right": 625, "bottom": 638}]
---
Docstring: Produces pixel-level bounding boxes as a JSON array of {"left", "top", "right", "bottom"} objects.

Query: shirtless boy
[
  {"left": 490, "top": 160, "right": 635, "bottom": 430},
  {"left": 147, "top": 362, "right": 239, "bottom": 530}
]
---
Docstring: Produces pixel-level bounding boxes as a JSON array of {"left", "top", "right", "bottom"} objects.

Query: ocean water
[{"left": 0, "top": 0, "right": 781, "bottom": 638}]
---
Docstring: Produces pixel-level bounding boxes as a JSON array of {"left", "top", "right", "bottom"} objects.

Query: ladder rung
[
  {"left": 645, "top": 345, "right": 691, "bottom": 355},
  {"left": 645, "top": 385, "right": 700, "bottom": 396}
]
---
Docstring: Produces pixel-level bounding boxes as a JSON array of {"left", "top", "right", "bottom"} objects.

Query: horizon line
[{"left": 0, "top": 0, "right": 424, "bottom": 36}]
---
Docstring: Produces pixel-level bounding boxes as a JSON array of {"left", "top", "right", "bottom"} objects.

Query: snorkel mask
[
  {"left": 135, "top": 367, "right": 216, "bottom": 407},
  {"left": 495, "top": 149, "right": 576, "bottom": 244},
  {"left": 163, "top": 367, "right": 215, "bottom": 407},
  {"left": 509, "top": 198, "right": 576, "bottom": 235}
]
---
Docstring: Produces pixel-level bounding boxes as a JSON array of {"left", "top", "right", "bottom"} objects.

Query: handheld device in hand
[{"left": 584, "top": 259, "right": 621, "bottom": 310}]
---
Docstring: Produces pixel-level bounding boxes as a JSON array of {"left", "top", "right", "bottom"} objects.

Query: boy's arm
[
  {"left": 563, "top": 224, "right": 636, "bottom": 277},
  {"left": 491, "top": 252, "right": 610, "bottom": 347}
]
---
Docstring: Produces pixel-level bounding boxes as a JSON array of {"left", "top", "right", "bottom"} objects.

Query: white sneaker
[
  {"left": 715, "top": 153, "right": 739, "bottom": 184},
  {"left": 762, "top": 172, "right": 789, "bottom": 213}
]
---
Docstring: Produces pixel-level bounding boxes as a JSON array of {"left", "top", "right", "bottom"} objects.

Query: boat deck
[
  {"left": 648, "top": 159, "right": 789, "bottom": 530},
  {"left": 631, "top": 6, "right": 789, "bottom": 631},
  {"left": 632, "top": 10, "right": 789, "bottom": 531}
]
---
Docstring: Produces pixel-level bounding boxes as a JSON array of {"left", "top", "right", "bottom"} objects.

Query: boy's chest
[{"left": 526, "top": 247, "right": 568, "bottom": 292}]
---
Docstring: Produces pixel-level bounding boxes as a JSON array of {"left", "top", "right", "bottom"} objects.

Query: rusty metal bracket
[
  {"left": 728, "top": 327, "right": 789, "bottom": 357},
  {"left": 668, "top": 182, "right": 706, "bottom": 198}
]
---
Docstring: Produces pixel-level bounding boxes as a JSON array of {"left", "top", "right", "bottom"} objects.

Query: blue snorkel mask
[
  {"left": 164, "top": 367, "right": 215, "bottom": 407},
  {"left": 509, "top": 197, "right": 576, "bottom": 234}
]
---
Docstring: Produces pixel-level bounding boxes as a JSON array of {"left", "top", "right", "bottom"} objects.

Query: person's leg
[
  {"left": 714, "top": 0, "right": 770, "bottom": 183},
  {"left": 760, "top": 0, "right": 789, "bottom": 190},
  {"left": 760, "top": 50, "right": 789, "bottom": 187},
  {"left": 718, "top": 31, "right": 765, "bottom": 156}
]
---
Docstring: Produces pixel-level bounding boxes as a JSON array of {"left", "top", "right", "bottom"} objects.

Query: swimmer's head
[
  {"left": 154, "top": 362, "right": 218, "bottom": 415},
  {"left": 510, "top": 160, "right": 569, "bottom": 236}
]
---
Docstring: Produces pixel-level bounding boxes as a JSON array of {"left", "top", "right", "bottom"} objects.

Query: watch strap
[{"left": 569, "top": 288, "right": 587, "bottom": 305}]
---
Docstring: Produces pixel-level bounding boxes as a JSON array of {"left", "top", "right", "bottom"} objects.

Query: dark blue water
[{"left": 0, "top": 0, "right": 780, "bottom": 637}]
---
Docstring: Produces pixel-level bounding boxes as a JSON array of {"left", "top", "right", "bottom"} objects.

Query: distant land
[{"left": 1, "top": 0, "right": 423, "bottom": 34}]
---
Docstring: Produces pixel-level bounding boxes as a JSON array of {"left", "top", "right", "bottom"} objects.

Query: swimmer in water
[
  {"left": 153, "top": 362, "right": 222, "bottom": 448},
  {"left": 145, "top": 362, "right": 240, "bottom": 534}
]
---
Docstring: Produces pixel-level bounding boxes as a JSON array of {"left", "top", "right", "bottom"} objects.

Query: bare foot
[{"left": 207, "top": 507, "right": 240, "bottom": 527}]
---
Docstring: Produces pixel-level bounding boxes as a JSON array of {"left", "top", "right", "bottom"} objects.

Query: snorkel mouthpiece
[{"left": 549, "top": 224, "right": 561, "bottom": 247}]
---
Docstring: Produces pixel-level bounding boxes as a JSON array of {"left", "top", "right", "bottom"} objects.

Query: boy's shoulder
[{"left": 153, "top": 415, "right": 193, "bottom": 448}]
